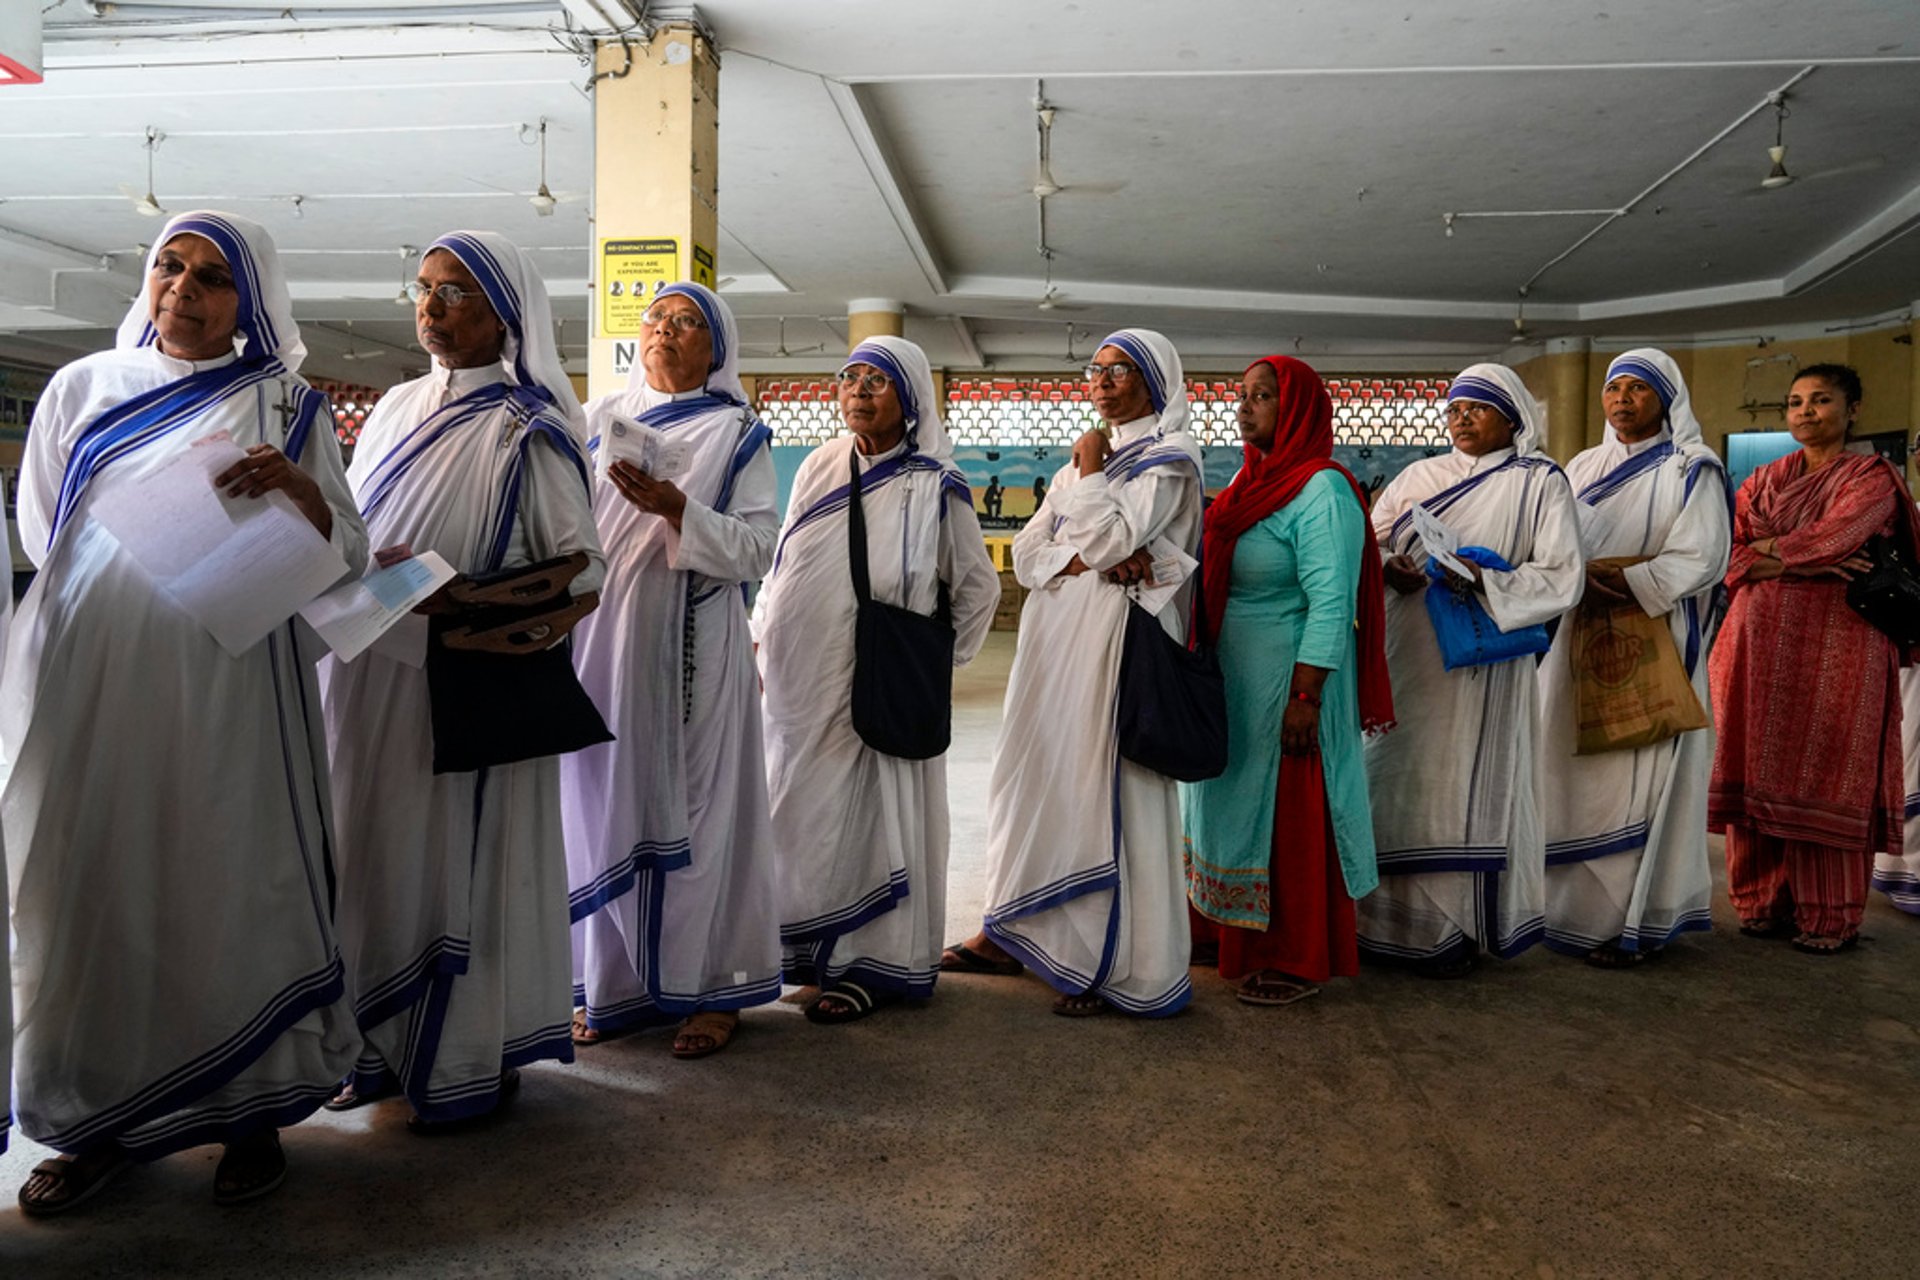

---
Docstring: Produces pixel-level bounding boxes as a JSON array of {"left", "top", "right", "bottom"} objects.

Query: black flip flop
[
  {"left": 939, "top": 943, "right": 1023, "bottom": 976},
  {"left": 804, "top": 982, "right": 900, "bottom": 1025}
]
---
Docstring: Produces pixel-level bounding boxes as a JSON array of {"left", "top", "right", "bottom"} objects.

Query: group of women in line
[{"left": 0, "top": 211, "right": 1909, "bottom": 1219}]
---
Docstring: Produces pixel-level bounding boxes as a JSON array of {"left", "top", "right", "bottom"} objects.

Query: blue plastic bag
[{"left": 1422, "top": 546, "right": 1552, "bottom": 671}]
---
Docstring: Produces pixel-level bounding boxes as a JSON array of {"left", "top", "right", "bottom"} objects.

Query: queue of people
[{"left": 0, "top": 210, "right": 1911, "bottom": 1217}]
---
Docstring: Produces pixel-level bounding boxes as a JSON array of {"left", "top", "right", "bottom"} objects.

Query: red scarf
[{"left": 1198, "top": 356, "right": 1394, "bottom": 733}]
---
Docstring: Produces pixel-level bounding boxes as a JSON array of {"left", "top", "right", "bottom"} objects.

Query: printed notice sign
[{"left": 600, "top": 238, "right": 679, "bottom": 337}]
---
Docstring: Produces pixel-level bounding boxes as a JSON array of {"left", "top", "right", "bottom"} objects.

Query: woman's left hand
[
  {"left": 215, "top": 444, "right": 331, "bottom": 539},
  {"left": 609, "top": 460, "right": 688, "bottom": 530},
  {"left": 1281, "top": 698, "right": 1321, "bottom": 755}
]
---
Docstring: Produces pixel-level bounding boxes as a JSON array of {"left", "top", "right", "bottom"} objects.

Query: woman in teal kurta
[{"left": 1180, "top": 356, "right": 1394, "bottom": 1005}]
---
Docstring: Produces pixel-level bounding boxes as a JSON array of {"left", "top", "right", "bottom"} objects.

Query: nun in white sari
[
  {"left": 1538, "top": 349, "right": 1729, "bottom": 963},
  {"left": 951, "top": 328, "right": 1204, "bottom": 1017},
  {"left": 5, "top": 212, "right": 364, "bottom": 1209},
  {"left": 755, "top": 336, "right": 998, "bottom": 1022},
  {"left": 321, "top": 231, "right": 603, "bottom": 1129},
  {"left": 1873, "top": 620, "right": 1920, "bottom": 915},
  {"left": 563, "top": 282, "right": 782, "bottom": 1057},
  {"left": 1360, "top": 364, "right": 1585, "bottom": 977}
]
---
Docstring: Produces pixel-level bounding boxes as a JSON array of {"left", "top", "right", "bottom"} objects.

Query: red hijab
[{"left": 1198, "top": 356, "right": 1394, "bottom": 733}]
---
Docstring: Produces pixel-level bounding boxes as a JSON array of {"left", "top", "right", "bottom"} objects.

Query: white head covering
[
  {"left": 424, "top": 230, "right": 585, "bottom": 439},
  {"left": 117, "top": 210, "right": 307, "bottom": 373},
  {"left": 842, "top": 334, "right": 954, "bottom": 459},
  {"left": 1446, "top": 362, "right": 1547, "bottom": 457},
  {"left": 1603, "top": 347, "right": 1710, "bottom": 457},
  {"left": 633, "top": 280, "right": 747, "bottom": 404},
  {"left": 1095, "top": 327, "right": 1192, "bottom": 439}
]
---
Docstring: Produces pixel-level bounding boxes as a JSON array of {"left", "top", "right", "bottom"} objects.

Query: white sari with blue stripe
[
  {"left": 319, "top": 360, "right": 603, "bottom": 1122},
  {"left": 1359, "top": 445, "right": 1585, "bottom": 964},
  {"left": 1538, "top": 428, "right": 1730, "bottom": 954},
  {"left": 755, "top": 435, "right": 1000, "bottom": 998},
  {"left": 980, "top": 414, "right": 1204, "bottom": 1015},
  {"left": 563, "top": 381, "right": 784, "bottom": 1032},
  {"left": 3, "top": 344, "right": 366, "bottom": 1157}
]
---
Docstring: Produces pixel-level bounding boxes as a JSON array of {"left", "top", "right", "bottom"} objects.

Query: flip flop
[
  {"left": 1738, "top": 917, "right": 1795, "bottom": 939},
  {"left": 1051, "top": 992, "right": 1110, "bottom": 1018},
  {"left": 1585, "top": 944, "right": 1661, "bottom": 970},
  {"left": 213, "top": 1132, "right": 287, "bottom": 1207},
  {"left": 1235, "top": 973, "right": 1321, "bottom": 1006},
  {"left": 1790, "top": 934, "right": 1859, "bottom": 956},
  {"left": 673, "top": 1010, "right": 740, "bottom": 1057},
  {"left": 18, "top": 1148, "right": 132, "bottom": 1217},
  {"left": 804, "top": 983, "right": 900, "bottom": 1025},
  {"left": 939, "top": 943, "right": 1023, "bottom": 976},
  {"left": 571, "top": 1010, "right": 631, "bottom": 1047},
  {"left": 324, "top": 1079, "right": 396, "bottom": 1112}
]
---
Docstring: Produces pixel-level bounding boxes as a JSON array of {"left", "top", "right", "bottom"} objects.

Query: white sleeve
[
  {"left": 1622, "top": 467, "right": 1733, "bottom": 618},
  {"left": 669, "top": 443, "right": 778, "bottom": 583},
  {"left": 1050, "top": 462, "right": 1198, "bottom": 572},
  {"left": 516, "top": 437, "right": 607, "bottom": 597},
  {"left": 1011, "top": 481, "right": 1078, "bottom": 590},
  {"left": 941, "top": 494, "right": 1001, "bottom": 666},
  {"left": 17, "top": 366, "right": 84, "bottom": 568},
  {"left": 1481, "top": 469, "right": 1587, "bottom": 632}
]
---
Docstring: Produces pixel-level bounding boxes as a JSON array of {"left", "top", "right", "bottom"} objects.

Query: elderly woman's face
[
  {"left": 148, "top": 233, "right": 240, "bottom": 362},
  {"left": 838, "top": 362, "right": 906, "bottom": 456},
  {"left": 1237, "top": 362, "right": 1281, "bottom": 453},
  {"left": 1603, "top": 375, "right": 1665, "bottom": 444},
  {"left": 415, "top": 249, "right": 506, "bottom": 370},
  {"left": 1787, "top": 375, "right": 1855, "bottom": 453},
  {"left": 1446, "top": 399, "right": 1516, "bottom": 456},
  {"left": 640, "top": 292, "right": 713, "bottom": 393},
  {"left": 1086, "top": 344, "right": 1154, "bottom": 426}
]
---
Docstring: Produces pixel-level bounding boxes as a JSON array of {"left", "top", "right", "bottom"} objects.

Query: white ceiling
[{"left": 2, "top": 0, "right": 1917, "bottom": 385}]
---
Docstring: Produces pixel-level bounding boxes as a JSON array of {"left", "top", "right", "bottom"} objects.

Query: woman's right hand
[{"left": 1383, "top": 553, "right": 1428, "bottom": 595}]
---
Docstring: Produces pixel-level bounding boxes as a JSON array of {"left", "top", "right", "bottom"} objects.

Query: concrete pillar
[
  {"left": 846, "top": 298, "right": 904, "bottom": 352},
  {"left": 588, "top": 23, "right": 720, "bottom": 400},
  {"left": 1539, "top": 336, "right": 1592, "bottom": 463}
]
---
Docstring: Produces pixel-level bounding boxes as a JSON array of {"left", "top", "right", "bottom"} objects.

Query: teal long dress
[{"left": 1180, "top": 470, "right": 1379, "bottom": 927}]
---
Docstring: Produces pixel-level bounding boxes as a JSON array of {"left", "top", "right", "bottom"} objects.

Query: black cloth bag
[
  {"left": 1846, "top": 532, "right": 1920, "bottom": 648},
  {"left": 426, "top": 554, "right": 614, "bottom": 774},
  {"left": 847, "top": 450, "right": 955, "bottom": 759},
  {"left": 1114, "top": 554, "right": 1228, "bottom": 783}
]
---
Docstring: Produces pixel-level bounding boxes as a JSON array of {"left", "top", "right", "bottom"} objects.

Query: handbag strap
[
  {"left": 847, "top": 448, "right": 873, "bottom": 606},
  {"left": 846, "top": 446, "right": 955, "bottom": 623}
]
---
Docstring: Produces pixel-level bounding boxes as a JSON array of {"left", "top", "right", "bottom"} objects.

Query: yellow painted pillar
[
  {"left": 1538, "top": 336, "right": 1592, "bottom": 463},
  {"left": 847, "top": 298, "right": 904, "bottom": 353},
  {"left": 588, "top": 24, "right": 720, "bottom": 401},
  {"left": 1907, "top": 306, "right": 1920, "bottom": 494}
]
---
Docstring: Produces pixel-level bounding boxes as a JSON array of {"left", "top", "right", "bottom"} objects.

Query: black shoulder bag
[
  {"left": 847, "top": 450, "right": 956, "bottom": 759},
  {"left": 425, "top": 551, "right": 615, "bottom": 774},
  {"left": 1846, "top": 531, "right": 1920, "bottom": 648},
  {"left": 1115, "top": 547, "right": 1228, "bottom": 782}
]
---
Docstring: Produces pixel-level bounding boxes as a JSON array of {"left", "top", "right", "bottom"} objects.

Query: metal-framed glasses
[
  {"left": 640, "top": 308, "right": 710, "bottom": 334},
  {"left": 1083, "top": 361, "right": 1139, "bottom": 384},
  {"left": 835, "top": 370, "right": 893, "bottom": 393},
  {"left": 1446, "top": 400, "right": 1506, "bottom": 425},
  {"left": 406, "top": 281, "right": 479, "bottom": 308}
]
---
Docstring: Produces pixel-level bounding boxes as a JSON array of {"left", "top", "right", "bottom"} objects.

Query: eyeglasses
[
  {"left": 1446, "top": 401, "right": 1506, "bottom": 423},
  {"left": 835, "top": 370, "right": 893, "bottom": 394},
  {"left": 406, "top": 281, "right": 479, "bottom": 308},
  {"left": 1083, "top": 361, "right": 1139, "bottom": 384},
  {"left": 641, "top": 308, "right": 709, "bottom": 334}
]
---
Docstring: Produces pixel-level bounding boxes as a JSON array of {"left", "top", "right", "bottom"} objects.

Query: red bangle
[{"left": 1292, "top": 690, "right": 1320, "bottom": 707}]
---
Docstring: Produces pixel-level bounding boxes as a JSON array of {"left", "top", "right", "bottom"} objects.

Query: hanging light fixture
[
  {"left": 393, "top": 244, "right": 416, "bottom": 306},
  {"left": 1762, "top": 93, "right": 1794, "bottom": 190},
  {"left": 131, "top": 126, "right": 166, "bottom": 218},
  {"left": 530, "top": 119, "right": 557, "bottom": 216}
]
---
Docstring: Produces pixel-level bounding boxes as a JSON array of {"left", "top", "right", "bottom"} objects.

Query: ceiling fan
[
  {"left": 117, "top": 126, "right": 166, "bottom": 218},
  {"left": 740, "top": 316, "right": 831, "bottom": 358}
]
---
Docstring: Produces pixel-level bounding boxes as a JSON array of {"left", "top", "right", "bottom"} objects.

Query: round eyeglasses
[
  {"left": 835, "top": 370, "right": 893, "bottom": 394},
  {"left": 640, "top": 308, "right": 710, "bottom": 334},
  {"left": 405, "top": 281, "right": 479, "bottom": 308},
  {"left": 1083, "top": 361, "right": 1139, "bottom": 384}
]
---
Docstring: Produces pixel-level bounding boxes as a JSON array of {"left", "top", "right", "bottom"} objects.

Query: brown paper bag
[{"left": 1572, "top": 557, "right": 1708, "bottom": 755}]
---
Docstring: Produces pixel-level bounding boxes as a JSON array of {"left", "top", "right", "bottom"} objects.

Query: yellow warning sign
[
  {"left": 691, "top": 242, "right": 716, "bottom": 289},
  {"left": 600, "top": 238, "right": 678, "bottom": 337}
]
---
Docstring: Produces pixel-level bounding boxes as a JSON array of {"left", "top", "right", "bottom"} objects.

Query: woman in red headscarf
[{"left": 1179, "top": 356, "right": 1393, "bottom": 1004}]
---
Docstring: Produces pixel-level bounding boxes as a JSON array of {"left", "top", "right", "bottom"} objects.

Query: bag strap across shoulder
[{"left": 847, "top": 446, "right": 952, "bottom": 623}]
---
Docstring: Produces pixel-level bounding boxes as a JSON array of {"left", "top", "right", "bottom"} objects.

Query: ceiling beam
[
  {"left": 945, "top": 274, "right": 1579, "bottom": 323},
  {"left": 823, "top": 79, "right": 947, "bottom": 295},
  {"left": 1784, "top": 179, "right": 1920, "bottom": 297}
]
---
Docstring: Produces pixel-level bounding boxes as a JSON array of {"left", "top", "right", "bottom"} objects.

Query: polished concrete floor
[{"left": 3, "top": 630, "right": 1917, "bottom": 1278}]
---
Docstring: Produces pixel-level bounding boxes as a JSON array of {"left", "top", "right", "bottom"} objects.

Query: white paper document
[
  {"left": 299, "top": 550, "right": 456, "bottom": 663},
  {"left": 93, "top": 433, "right": 351, "bottom": 657},
  {"left": 1128, "top": 536, "right": 1198, "bottom": 617},
  {"left": 600, "top": 414, "right": 692, "bottom": 480},
  {"left": 1409, "top": 503, "right": 1474, "bottom": 579}
]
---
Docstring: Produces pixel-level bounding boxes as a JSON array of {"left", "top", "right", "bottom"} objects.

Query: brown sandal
[
  {"left": 18, "top": 1148, "right": 132, "bottom": 1217},
  {"left": 672, "top": 1010, "right": 738, "bottom": 1059}
]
